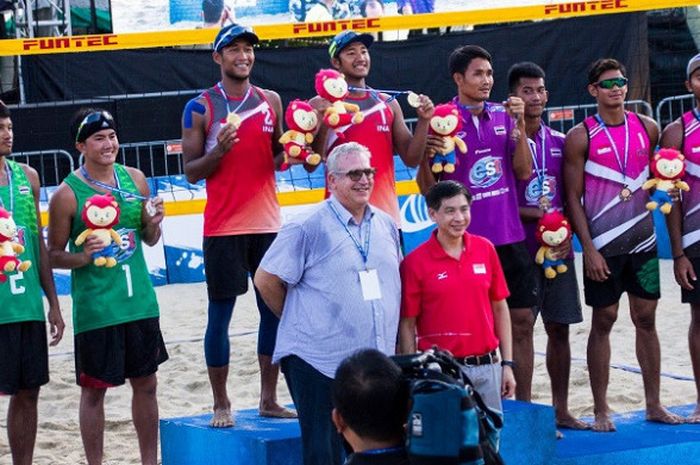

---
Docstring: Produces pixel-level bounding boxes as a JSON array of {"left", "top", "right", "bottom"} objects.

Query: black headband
[{"left": 75, "top": 111, "right": 116, "bottom": 143}]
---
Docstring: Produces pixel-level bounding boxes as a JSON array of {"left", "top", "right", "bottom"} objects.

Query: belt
[{"left": 461, "top": 350, "right": 499, "bottom": 366}]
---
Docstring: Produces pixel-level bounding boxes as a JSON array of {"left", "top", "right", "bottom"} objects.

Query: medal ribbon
[
  {"left": 594, "top": 113, "right": 629, "bottom": 186},
  {"left": 80, "top": 165, "right": 147, "bottom": 201},
  {"left": 528, "top": 124, "right": 547, "bottom": 200},
  {"left": 217, "top": 82, "right": 252, "bottom": 116}
]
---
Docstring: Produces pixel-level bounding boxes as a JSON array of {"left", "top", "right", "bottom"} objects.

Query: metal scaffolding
[{"left": 14, "top": 0, "right": 72, "bottom": 38}]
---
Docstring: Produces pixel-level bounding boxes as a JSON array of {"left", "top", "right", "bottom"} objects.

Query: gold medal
[{"left": 619, "top": 186, "right": 633, "bottom": 202}]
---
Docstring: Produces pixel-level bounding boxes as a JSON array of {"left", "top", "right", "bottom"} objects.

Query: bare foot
[
  {"left": 259, "top": 402, "right": 297, "bottom": 419},
  {"left": 646, "top": 405, "right": 684, "bottom": 425},
  {"left": 210, "top": 407, "right": 234, "bottom": 428},
  {"left": 592, "top": 412, "right": 616, "bottom": 432},
  {"left": 687, "top": 406, "right": 700, "bottom": 424},
  {"left": 556, "top": 413, "right": 591, "bottom": 430}
]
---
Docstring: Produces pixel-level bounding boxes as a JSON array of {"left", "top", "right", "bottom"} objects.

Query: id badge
[{"left": 359, "top": 269, "right": 382, "bottom": 301}]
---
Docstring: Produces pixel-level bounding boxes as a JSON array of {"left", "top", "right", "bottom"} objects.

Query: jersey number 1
[{"left": 122, "top": 264, "right": 134, "bottom": 298}]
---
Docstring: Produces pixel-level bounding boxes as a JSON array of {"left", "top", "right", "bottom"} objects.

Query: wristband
[
  {"left": 501, "top": 360, "right": 515, "bottom": 368},
  {"left": 673, "top": 253, "right": 685, "bottom": 261}
]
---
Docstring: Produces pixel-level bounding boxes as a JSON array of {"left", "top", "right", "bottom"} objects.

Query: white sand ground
[{"left": 0, "top": 255, "right": 696, "bottom": 464}]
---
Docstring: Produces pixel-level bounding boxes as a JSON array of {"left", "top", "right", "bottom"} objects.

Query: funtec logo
[
  {"left": 469, "top": 156, "right": 503, "bottom": 189},
  {"left": 544, "top": 0, "right": 627, "bottom": 15},
  {"left": 22, "top": 35, "right": 118, "bottom": 51},
  {"left": 292, "top": 18, "right": 380, "bottom": 35}
]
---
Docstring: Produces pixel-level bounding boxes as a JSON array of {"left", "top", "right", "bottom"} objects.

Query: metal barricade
[
  {"left": 544, "top": 100, "right": 654, "bottom": 134},
  {"left": 9, "top": 149, "right": 74, "bottom": 188},
  {"left": 655, "top": 94, "right": 695, "bottom": 129}
]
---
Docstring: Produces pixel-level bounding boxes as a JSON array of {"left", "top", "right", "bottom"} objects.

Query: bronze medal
[
  {"left": 619, "top": 186, "right": 633, "bottom": 202},
  {"left": 538, "top": 195, "right": 551, "bottom": 210}
]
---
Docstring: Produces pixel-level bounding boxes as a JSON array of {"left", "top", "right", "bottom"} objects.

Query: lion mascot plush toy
[
  {"left": 75, "top": 193, "right": 122, "bottom": 268},
  {"left": 314, "top": 69, "right": 364, "bottom": 140},
  {"left": 428, "top": 103, "right": 467, "bottom": 174},
  {"left": 0, "top": 207, "right": 31, "bottom": 283},
  {"left": 279, "top": 99, "right": 321, "bottom": 169},
  {"left": 642, "top": 147, "right": 689, "bottom": 215},
  {"left": 535, "top": 210, "right": 571, "bottom": 279}
]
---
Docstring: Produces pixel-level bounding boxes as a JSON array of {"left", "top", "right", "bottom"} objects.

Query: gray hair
[{"left": 326, "top": 142, "right": 372, "bottom": 174}]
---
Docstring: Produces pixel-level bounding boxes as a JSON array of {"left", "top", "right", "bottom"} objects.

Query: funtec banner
[{"left": 1, "top": 0, "right": 699, "bottom": 56}]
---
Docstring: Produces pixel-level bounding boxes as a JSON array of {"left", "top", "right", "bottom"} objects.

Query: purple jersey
[
  {"left": 517, "top": 124, "right": 568, "bottom": 257},
  {"left": 443, "top": 100, "right": 525, "bottom": 246},
  {"left": 583, "top": 112, "right": 654, "bottom": 257},
  {"left": 681, "top": 110, "right": 700, "bottom": 257}
]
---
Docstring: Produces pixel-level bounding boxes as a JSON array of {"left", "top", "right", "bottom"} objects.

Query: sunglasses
[
  {"left": 595, "top": 77, "right": 628, "bottom": 89},
  {"left": 336, "top": 168, "right": 376, "bottom": 181},
  {"left": 76, "top": 111, "right": 114, "bottom": 142}
]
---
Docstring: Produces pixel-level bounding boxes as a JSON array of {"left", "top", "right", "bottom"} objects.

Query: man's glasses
[
  {"left": 336, "top": 168, "right": 376, "bottom": 181},
  {"left": 595, "top": 77, "right": 628, "bottom": 89}
]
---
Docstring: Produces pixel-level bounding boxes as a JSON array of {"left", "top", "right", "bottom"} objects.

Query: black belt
[{"left": 461, "top": 350, "right": 499, "bottom": 366}]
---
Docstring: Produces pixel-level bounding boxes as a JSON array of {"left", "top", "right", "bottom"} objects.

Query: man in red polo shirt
[{"left": 399, "top": 180, "right": 516, "bottom": 414}]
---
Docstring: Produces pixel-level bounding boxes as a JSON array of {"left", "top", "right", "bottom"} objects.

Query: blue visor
[
  {"left": 328, "top": 31, "right": 374, "bottom": 58},
  {"left": 213, "top": 23, "right": 259, "bottom": 52}
]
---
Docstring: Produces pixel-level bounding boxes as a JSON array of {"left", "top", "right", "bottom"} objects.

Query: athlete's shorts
[
  {"left": 583, "top": 251, "right": 660, "bottom": 308},
  {"left": 680, "top": 256, "right": 700, "bottom": 304},
  {"left": 203, "top": 233, "right": 277, "bottom": 301},
  {"left": 0, "top": 321, "right": 48, "bottom": 395},
  {"left": 534, "top": 258, "right": 583, "bottom": 325},
  {"left": 74, "top": 317, "right": 168, "bottom": 388},
  {"left": 495, "top": 241, "right": 539, "bottom": 309}
]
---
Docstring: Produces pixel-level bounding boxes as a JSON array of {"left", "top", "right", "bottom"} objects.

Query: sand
[{"left": 0, "top": 255, "right": 697, "bottom": 464}]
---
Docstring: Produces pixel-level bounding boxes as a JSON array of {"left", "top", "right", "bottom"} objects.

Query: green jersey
[
  {"left": 65, "top": 164, "right": 159, "bottom": 334},
  {"left": 0, "top": 160, "right": 44, "bottom": 325}
]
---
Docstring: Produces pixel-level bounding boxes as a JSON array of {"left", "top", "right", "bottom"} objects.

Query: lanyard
[
  {"left": 693, "top": 108, "right": 700, "bottom": 124},
  {"left": 594, "top": 113, "right": 629, "bottom": 184},
  {"left": 80, "top": 165, "right": 146, "bottom": 201},
  {"left": 0, "top": 161, "right": 14, "bottom": 212},
  {"left": 328, "top": 200, "right": 371, "bottom": 265},
  {"left": 217, "top": 82, "right": 252, "bottom": 115},
  {"left": 528, "top": 124, "right": 547, "bottom": 192},
  {"left": 357, "top": 446, "right": 405, "bottom": 456}
]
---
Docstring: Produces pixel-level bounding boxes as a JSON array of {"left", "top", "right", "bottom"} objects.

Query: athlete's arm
[
  {"left": 23, "top": 164, "right": 64, "bottom": 346},
  {"left": 127, "top": 167, "right": 164, "bottom": 247},
  {"left": 564, "top": 123, "right": 610, "bottom": 282},
  {"left": 47, "top": 182, "right": 103, "bottom": 269},
  {"left": 661, "top": 119, "right": 696, "bottom": 289},
  {"left": 505, "top": 96, "right": 532, "bottom": 180},
  {"left": 253, "top": 267, "right": 287, "bottom": 318},
  {"left": 308, "top": 95, "right": 331, "bottom": 171},
  {"left": 415, "top": 158, "right": 438, "bottom": 195},
  {"left": 392, "top": 95, "right": 434, "bottom": 168},
  {"left": 398, "top": 317, "right": 417, "bottom": 354},
  {"left": 640, "top": 114, "right": 660, "bottom": 152},
  {"left": 519, "top": 206, "right": 543, "bottom": 224},
  {"left": 263, "top": 89, "right": 288, "bottom": 170},
  {"left": 181, "top": 96, "right": 238, "bottom": 184},
  {"left": 491, "top": 298, "right": 515, "bottom": 398}
]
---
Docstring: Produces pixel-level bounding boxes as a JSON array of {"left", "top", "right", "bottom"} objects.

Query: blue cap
[
  {"left": 328, "top": 31, "right": 374, "bottom": 59},
  {"left": 213, "top": 24, "right": 259, "bottom": 52}
]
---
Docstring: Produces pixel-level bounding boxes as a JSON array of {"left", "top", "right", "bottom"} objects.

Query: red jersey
[
  {"left": 201, "top": 85, "right": 281, "bottom": 236},
  {"left": 400, "top": 231, "right": 509, "bottom": 357},
  {"left": 325, "top": 92, "right": 399, "bottom": 224}
]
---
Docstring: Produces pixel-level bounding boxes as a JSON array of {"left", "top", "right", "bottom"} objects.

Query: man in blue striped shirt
[{"left": 255, "top": 142, "right": 402, "bottom": 465}]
